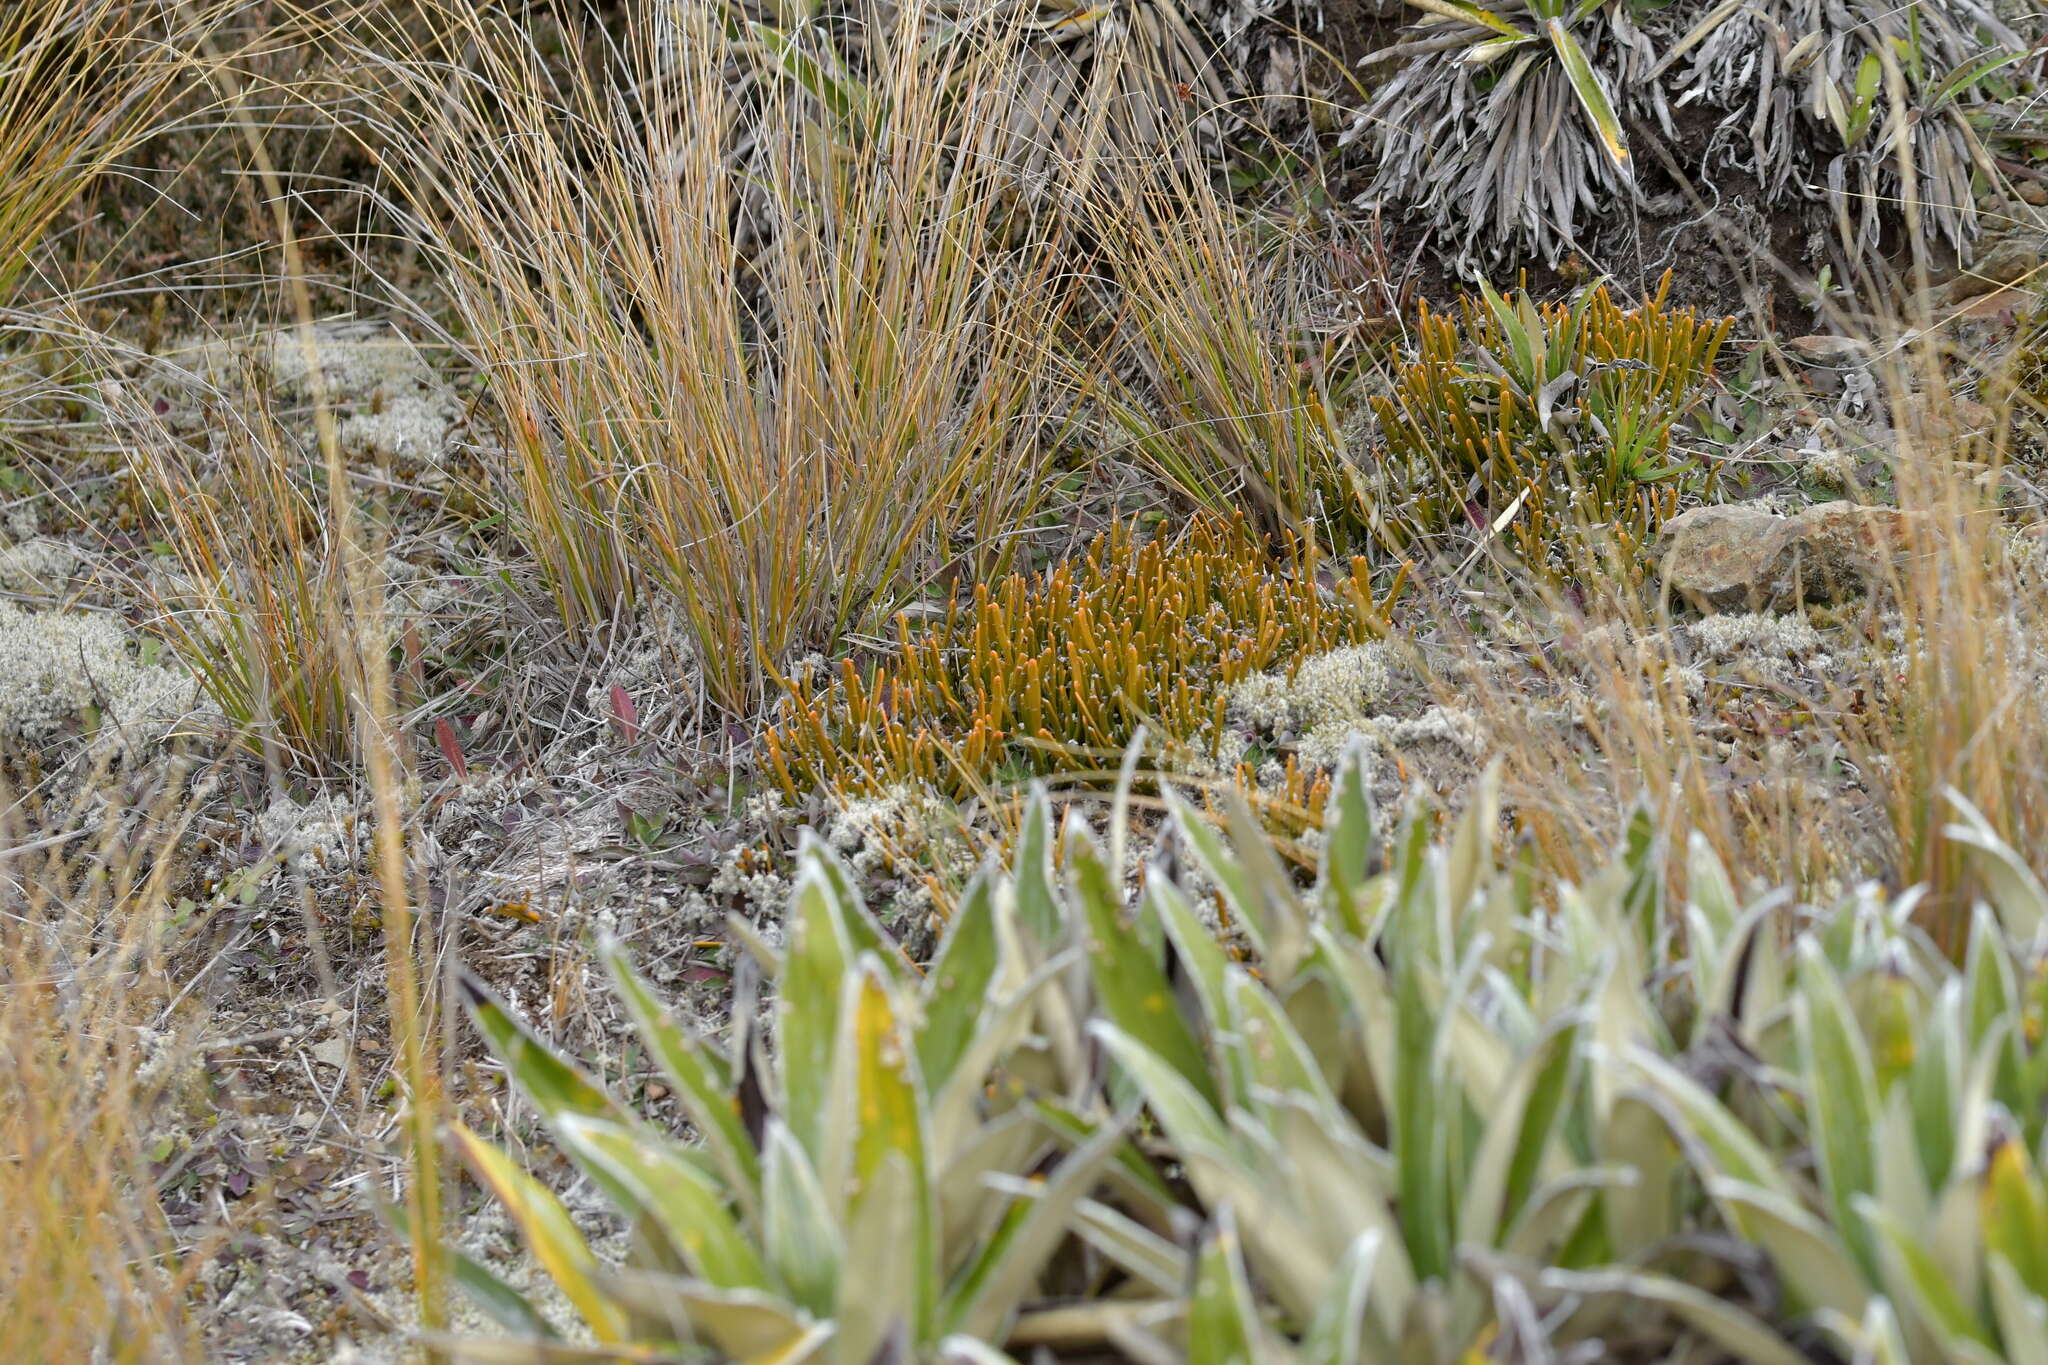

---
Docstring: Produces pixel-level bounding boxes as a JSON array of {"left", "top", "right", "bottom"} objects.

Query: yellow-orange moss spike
[{"left": 761, "top": 512, "right": 1394, "bottom": 802}]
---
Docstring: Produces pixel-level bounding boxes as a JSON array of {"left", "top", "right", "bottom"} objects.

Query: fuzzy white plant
[{"left": 0, "top": 600, "right": 199, "bottom": 752}]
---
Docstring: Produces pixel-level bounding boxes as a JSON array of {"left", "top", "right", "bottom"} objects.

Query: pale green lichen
[
  {"left": 0, "top": 537, "right": 81, "bottom": 596},
  {"left": 1233, "top": 642, "right": 1482, "bottom": 773},
  {"left": 1228, "top": 642, "right": 1394, "bottom": 737},
  {"left": 0, "top": 599, "right": 198, "bottom": 750},
  {"left": 255, "top": 793, "right": 362, "bottom": 876},
  {"left": 1688, "top": 611, "right": 1827, "bottom": 662},
  {"left": 1296, "top": 703, "right": 1486, "bottom": 771},
  {"left": 265, "top": 323, "right": 463, "bottom": 463},
  {"left": 171, "top": 322, "right": 463, "bottom": 465},
  {"left": 823, "top": 783, "right": 974, "bottom": 918},
  {"left": 1806, "top": 449, "right": 1859, "bottom": 491}
]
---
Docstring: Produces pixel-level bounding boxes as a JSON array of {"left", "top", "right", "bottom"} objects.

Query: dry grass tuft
[
  {"left": 1855, "top": 344, "right": 2048, "bottom": 940},
  {"left": 363, "top": 0, "right": 1074, "bottom": 716},
  {"left": 0, "top": 0, "right": 231, "bottom": 308},
  {"left": 127, "top": 371, "right": 362, "bottom": 775},
  {"left": 0, "top": 772, "right": 213, "bottom": 1362},
  {"left": 1085, "top": 150, "right": 1406, "bottom": 558}
]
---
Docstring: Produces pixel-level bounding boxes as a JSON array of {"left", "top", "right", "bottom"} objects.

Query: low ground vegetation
[{"left": 6, "top": 0, "right": 2048, "bottom": 1361}]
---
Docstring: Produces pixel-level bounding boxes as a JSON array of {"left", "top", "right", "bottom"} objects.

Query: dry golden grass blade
[
  {"left": 0, "top": 768, "right": 216, "bottom": 1362},
  {"left": 1849, "top": 340, "right": 2048, "bottom": 944},
  {"left": 196, "top": 22, "right": 450, "bottom": 1335},
  {"left": 1083, "top": 151, "right": 1388, "bottom": 558}
]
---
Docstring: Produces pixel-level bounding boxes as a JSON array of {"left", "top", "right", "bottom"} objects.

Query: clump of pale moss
[
  {"left": 581, "top": 604, "right": 698, "bottom": 733},
  {"left": 0, "top": 600, "right": 198, "bottom": 750},
  {"left": 170, "top": 322, "right": 463, "bottom": 466},
  {"left": 1228, "top": 642, "right": 1394, "bottom": 736},
  {"left": 1293, "top": 703, "right": 1488, "bottom": 770},
  {"left": 1688, "top": 611, "right": 1828, "bottom": 663},
  {"left": 2011, "top": 528, "right": 2048, "bottom": 590},
  {"left": 1806, "top": 450, "right": 1859, "bottom": 491},
  {"left": 0, "top": 537, "right": 80, "bottom": 596}
]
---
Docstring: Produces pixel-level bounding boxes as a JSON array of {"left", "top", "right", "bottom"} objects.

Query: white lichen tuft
[
  {"left": 0, "top": 537, "right": 81, "bottom": 596},
  {"left": 171, "top": 321, "right": 463, "bottom": 465},
  {"left": 1229, "top": 642, "right": 1394, "bottom": 737},
  {"left": 0, "top": 600, "right": 199, "bottom": 750},
  {"left": 2011, "top": 529, "right": 2048, "bottom": 591},
  {"left": 1377, "top": 705, "right": 1488, "bottom": 755},
  {"left": 706, "top": 849, "right": 793, "bottom": 914},
  {"left": 823, "top": 783, "right": 973, "bottom": 896},
  {"left": 265, "top": 323, "right": 463, "bottom": 463},
  {"left": 584, "top": 604, "right": 699, "bottom": 732},
  {"left": 1807, "top": 449, "right": 1859, "bottom": 491},
  {"left": 1688, "top": 611, "right": 1826, "bottom": 662},
  {"left": 256, "top": 793, "right": 363, "bottom": 875},
  {"left": 382, "top": 552, "right": 463, "bottom": 623},
  {"left": 1295, "top": 703, "right": 1486, "bottom": 770}
]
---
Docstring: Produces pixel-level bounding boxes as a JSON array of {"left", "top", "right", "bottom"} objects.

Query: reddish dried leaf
[
  {"left": 435, "top": 717, "right": 469, "bottom": 780},
  {"left": 610, "top": 684, "right": 640, "bottom": 744}
]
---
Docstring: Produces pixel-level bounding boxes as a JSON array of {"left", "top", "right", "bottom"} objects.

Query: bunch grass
[
  {"left": 0, "top": 0, "right": 229, "bottom": 308},
  {"left": 1084, "top": 152, "right": 1401, "bottom": 557},
  {"left": 0, "top": 773, "right": 213, "bottom": 1362},
  {"left": 130, "top": 371, "right": 361, "bottom": 775},
  {"left": 365, "top": 0, "right": 1073, "bottom": 716}
]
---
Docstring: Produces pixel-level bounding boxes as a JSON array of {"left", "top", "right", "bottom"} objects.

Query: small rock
[
  {"left": 2021, "top": 180, "right": 2048, "bottom": 208},
  {"left": 1947, "top": 233, "right": 2047, "bottom": 303},
  {"left": 1954, "top": 398, "right": 1997, "bottom": 432},
  {"left": 1786, "top": 335, "right": 1872, "bottom": 368},
  {"left": 309, "top": 1036, "right": 349, "bottom": 1071},
  {"left": 1654, "top": 502, "right": 1913, "bottom": 612}
]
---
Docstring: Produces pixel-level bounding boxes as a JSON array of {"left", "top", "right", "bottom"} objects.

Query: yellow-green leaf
[
  {"left": 448, "top": 1124, "right": 630, "bottom": 1344},
  {"left": 1545, "top": 19, "right": 1630, "bottom": 175}
]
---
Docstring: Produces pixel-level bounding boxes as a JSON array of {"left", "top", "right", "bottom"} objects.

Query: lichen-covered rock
[
  {"left": 1653, "top": 501, "right": 1911, "bottom": 612},
  {"left": 1784, "top": 335, "right": 1872, "bottom": 369}
]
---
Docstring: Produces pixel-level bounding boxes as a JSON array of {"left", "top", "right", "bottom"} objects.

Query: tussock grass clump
[
  {"left": 1374, "top": 274, "right": 1732, "bottom": 569},
  {"left": 764, "top": 514, "right": 1400, "bottom": 800},
  {"left": 1087, "top": 155, "right": 1405, "bottom": 557},
  {"left": 369, "top": 0, "right": 1071, "bottom": 716},
  {"left": 130, "top": 377, "right": 362, "bottom": 775},
  {"left": 0, "top": 0, "right": 226, "bottom": 307}
]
